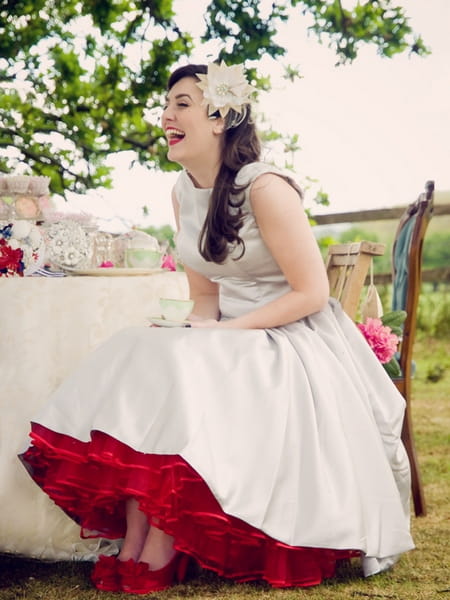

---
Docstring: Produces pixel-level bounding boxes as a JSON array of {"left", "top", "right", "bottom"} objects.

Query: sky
[{"left": 59, "top": 0, "right": 450, "bottom": 231}]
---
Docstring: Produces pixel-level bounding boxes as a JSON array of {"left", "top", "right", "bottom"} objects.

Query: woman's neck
[
  {"left": 182, "top": 154, "right": 222, "bottom": 189},
  {"left": 186, "top": 170, "right": 215, "bottom": 189}
]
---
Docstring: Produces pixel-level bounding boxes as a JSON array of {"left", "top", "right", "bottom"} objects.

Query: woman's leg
[
  {"left": 93, "top": 498, "right": 177, "bottom": 592},
  {"left": 114, "top": 498, "right": 189, "bottom": 594},
  {"left": 138, "top": 523, "right": 176, "bottom": 570},
  {"left": 118, "top": 498, "right": 150, "bottom": 562},
  {"left": 118, "top": 498, "right": 175, "bottom": 569}
]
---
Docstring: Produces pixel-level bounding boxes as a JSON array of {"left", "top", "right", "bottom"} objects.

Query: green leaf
[
  {"left": 381, "top": 310, "right": 407, "bottom": 336},
  {"left": 384, "top": 358, "right": 402, "bottom": 378},
  {"left": 0, "top": 0, "right": 428, "bottom": 197}
]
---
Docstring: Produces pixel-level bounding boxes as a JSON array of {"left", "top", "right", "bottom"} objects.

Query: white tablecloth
[{"left": 0, "top": 272, "right": 188, "bottom": 560}]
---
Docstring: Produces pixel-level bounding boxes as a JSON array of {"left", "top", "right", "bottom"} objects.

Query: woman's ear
[{"left": 212, "top": 118, "right": 225, "bottom": 135}]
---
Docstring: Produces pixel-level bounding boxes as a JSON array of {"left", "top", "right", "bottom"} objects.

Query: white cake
[{"left": 0, "top": 175, "right": 51, "bottom": 220}]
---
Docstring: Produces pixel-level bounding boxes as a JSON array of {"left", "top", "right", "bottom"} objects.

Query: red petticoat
[{"left": 20, "top": 423, "right": 360, "bottom": 588}]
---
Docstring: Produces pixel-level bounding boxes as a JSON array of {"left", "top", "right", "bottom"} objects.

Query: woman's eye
[{"left": 177, "top": 102, "right": 188, "bottom": 107}]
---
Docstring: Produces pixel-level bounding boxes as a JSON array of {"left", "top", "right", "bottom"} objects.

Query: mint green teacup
[
  {"left": 125, "top": 248, "right": 162, "bottom": 269},
  {"left": 159, "top": 298, "right": 194, "bottom": 322}
]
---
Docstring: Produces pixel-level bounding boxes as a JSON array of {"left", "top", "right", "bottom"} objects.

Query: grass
[{"left": 1, "top": 337, "right": 449, "bottom": 600}]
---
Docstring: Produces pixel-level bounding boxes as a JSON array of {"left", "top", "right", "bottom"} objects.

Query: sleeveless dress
[{"left": 20, "top": 163, "right": 414, "bottom": 588}]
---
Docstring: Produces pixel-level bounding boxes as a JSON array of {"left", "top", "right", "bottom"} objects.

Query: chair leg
[{"left": 401, "top": 405, "right": 427, "bottom": 517}]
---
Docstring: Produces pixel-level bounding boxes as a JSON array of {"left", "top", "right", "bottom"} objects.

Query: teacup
[
  {"left": 159, "top": 298, "right": 194, "bottom": 322},
  {"left": 125, "top": 248, "right": 162, "bottom": 269}
]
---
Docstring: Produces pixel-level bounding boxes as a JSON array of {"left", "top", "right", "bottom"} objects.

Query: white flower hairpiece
[{"left": 196, "top": 61, "right": 255, "bottom": 126}]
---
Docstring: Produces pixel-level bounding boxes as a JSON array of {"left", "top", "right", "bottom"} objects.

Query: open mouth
[{"left": 166, "top": 128, "right": 185, "bottom": 146}]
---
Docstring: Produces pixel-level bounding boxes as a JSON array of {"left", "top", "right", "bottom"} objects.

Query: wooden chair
[
  {"left": 391, "top": 180, "right": 435, "bottom": 517},
  {"left": 325, "top": 240, "right": 386, "bottom": 320}
]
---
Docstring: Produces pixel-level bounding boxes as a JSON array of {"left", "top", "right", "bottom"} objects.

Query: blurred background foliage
[
  {"left": 0, "top": 0, "right": 427, "bottom": 196},
  {"left": 313, "top": 215, "right": 450, "bottom": 340}
]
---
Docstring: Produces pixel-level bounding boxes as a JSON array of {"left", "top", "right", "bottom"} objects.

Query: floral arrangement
[
  {"left": 0, "top": 225, "right": 24, "bottom": 276},
  {"left": 357, "top": 310, "right": 406, "bottom": 377},
  {"left": 196, "top": 61, "right": 255, "bottom": 128},
  {"left": 0, "top": 221, "right": 45, "bottom": 276}
]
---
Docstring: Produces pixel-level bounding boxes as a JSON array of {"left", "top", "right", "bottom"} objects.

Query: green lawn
[{"left": 1, "top": 337, "right": 449, "bottom": 600}]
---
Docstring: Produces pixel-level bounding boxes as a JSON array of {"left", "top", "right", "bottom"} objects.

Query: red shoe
[
  {"left": 119, "top": 552, "right": 190, "bottom": 594},
  {"left": 91, "top": 554, "right": 120, "bottom": 591}
]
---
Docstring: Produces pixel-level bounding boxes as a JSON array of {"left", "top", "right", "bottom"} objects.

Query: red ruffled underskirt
[{"left": 20, "top": 423, "right": 360, "bottom": 588}]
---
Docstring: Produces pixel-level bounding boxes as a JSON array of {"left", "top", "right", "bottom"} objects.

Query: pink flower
[
  {"left": 99, "top": 260, "right": 114, "bottom": 268},
  {"left": 161, "top": 254, "right": 176, "bottom": 271},
  {"left": 357, "top": 317, "right": 399, "bottom": 364}
]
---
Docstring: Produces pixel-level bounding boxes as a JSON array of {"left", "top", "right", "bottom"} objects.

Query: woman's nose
[{"left": 161, "top": 105, "right": 174, "bottom": 125}]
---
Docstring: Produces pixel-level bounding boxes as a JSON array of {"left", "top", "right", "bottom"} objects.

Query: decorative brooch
[{"left": 196, "top": 61, "right": 255, "bottom": 127}]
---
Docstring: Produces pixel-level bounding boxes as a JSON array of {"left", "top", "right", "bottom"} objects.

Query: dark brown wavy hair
[{"left": 168, "top": 64, "right": 261, "bottom": 263}]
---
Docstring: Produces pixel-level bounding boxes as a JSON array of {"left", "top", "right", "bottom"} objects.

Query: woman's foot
[
  {"left": 118, "top": 497, "right": 150, "bottom": 562},
  {"left": 119, "top": 551, "right": 190, "bottom": 594},
  {"left": 91, "top": 555, "right": 120, "bottom": 591},
  {"left": 112, "top": 498, "right": 191, "bottom": 593},
  {"left": 119, "top": 517, "right": 190, "bottom": 594},
  {"left": 138, "top": 521, "right": 176, "bottom": 570}
]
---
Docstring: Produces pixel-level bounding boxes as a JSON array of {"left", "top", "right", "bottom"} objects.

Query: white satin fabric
[
  {"left": 33, "top": 305, "right": 413, "bottom": 574},
  {"left": 0, "top": 272, "right": 188, "bottom": 559}
]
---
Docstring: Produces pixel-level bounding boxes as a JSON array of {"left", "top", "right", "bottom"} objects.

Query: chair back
[
  {"left": 391, "top": 180, "right": 434, "bottom": 518},
  {"left": 326, "top": 240, "right": 385, "bottom": 320},
  {"left": 392, "top": 181, "right": 434, "bottom": 382}
]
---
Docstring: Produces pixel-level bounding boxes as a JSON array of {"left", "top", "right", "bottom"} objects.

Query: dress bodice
[{"left": 175, "top": 162, "right": 302, "bottom": 318}]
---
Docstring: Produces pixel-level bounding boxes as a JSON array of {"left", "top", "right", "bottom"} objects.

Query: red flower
[
  {"left": 357, "top": 317, "right": 399, "bottom": 364},
  {"left": 0, "top": 239, "right": 24, "bottom": 276}
]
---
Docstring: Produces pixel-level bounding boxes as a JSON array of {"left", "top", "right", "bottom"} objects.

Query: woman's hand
[{"left": 189, "top": 319, "right": 221, "bottom": 328}]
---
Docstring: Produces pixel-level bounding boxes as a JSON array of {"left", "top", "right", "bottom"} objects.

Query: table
[{"left": 0, "top": 272, "right": 189, "bottom": 560}]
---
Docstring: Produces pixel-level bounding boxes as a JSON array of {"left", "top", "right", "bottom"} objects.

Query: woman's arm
[
  {"left": 183, "top": 265, "right": 220, "bottom": 320},
  {"left": 172, "top": 190, "right": 220, "bottom": 321},
  {"left": 193, "top": 173, "right": 330, "bottom": 329}
]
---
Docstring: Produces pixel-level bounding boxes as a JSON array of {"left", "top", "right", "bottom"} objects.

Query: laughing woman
[{"left": 20, "top": 62, "right": 413, "bottom": 594}]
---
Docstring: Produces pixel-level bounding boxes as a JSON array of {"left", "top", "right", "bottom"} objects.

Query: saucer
[
  {"left": 65, "top": 267, "right": 162, "bottom": 276},
  {"left": 148, "top": 316, "right": 191, "bottom": 328}
]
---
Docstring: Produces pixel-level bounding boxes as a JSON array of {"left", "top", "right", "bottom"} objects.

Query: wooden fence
[{"left": 311, "top": 203, "right": 450, "bottom": 285}]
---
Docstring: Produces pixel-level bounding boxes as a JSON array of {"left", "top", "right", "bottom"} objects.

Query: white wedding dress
[{"left": 20, "top": 163, "right": 413, "bottom": 587}]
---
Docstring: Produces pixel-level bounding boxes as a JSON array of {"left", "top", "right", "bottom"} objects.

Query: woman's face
[{"left": 162, "top": 76, "right": 223, "bottom": 169}]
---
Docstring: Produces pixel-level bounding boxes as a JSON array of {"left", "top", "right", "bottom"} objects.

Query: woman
[{"left": 20, "top": 62, "right": 413, "bottom": 593}]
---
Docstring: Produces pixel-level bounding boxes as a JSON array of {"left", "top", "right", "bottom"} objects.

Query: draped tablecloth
[{"left": 0, "top": 272, "right": 188, "bottom": 560}]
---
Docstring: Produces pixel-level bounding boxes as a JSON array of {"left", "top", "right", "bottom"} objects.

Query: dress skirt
[{"left": 20, "top": 299, "right": 414, "bottom": 588}]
